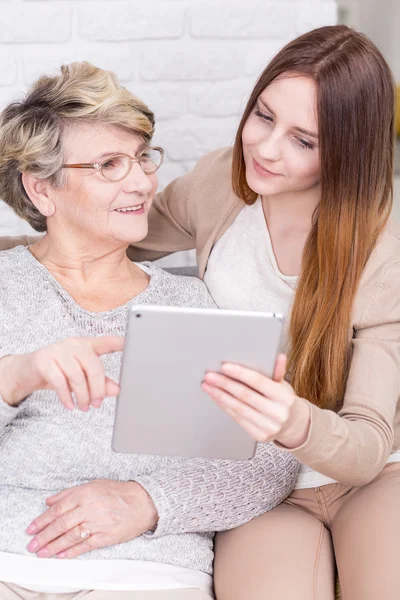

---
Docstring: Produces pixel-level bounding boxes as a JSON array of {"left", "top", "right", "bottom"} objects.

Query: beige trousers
[
  {"left": 0, "top": 585, "right": 212, "bottom": 600},
  {"left": 214, "top": 461, "right": 400, "bottom": 600}
]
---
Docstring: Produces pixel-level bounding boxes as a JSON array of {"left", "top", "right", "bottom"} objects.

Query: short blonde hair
[{"left": 0, "top": 62, "right": 155, "bottom": 232}]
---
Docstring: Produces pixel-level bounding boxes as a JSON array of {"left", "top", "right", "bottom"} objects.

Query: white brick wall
[{"left": 0, "top": 0, "right": 337, "bottom": 261}]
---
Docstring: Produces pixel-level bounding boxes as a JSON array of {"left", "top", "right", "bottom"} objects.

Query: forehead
[
  {"left": 62, "top": 122, "right": 144, "bottom": 160},
  {"left": 259, "top": 74, "right": 318, "bottom": 131}
]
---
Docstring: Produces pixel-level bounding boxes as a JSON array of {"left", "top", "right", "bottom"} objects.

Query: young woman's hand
[
  {"left": 0, "top": 336, "right": 124, "bottom": 411},
  {"left": 25, "top": 480, "right": 158, "bottom": 559},
  {"left": 202, "top": 354, "right": 311, "bottom": 448}
]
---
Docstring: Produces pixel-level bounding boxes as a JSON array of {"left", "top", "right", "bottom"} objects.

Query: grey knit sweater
[{"left": 0, "top": 246, "right": 299, "bottom": 575}]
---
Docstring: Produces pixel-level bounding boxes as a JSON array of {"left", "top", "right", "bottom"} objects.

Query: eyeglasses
[{"left": 62, "top": 146, "right": 164, "bottom": 182}]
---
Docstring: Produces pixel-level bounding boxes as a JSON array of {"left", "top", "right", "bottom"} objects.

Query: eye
[
  {"left": 138, "top": 148, "right": 163, "bottom": 173},
  {"left": 100, "top": 155, "right": 129, "bottom": 180},
  {"left": 254, "top": 109, "right": 273, "bottom": 123},
  {"left": 102, "top": 157, "right": 119, "bottom": 169},
  {"left": 296, "top": 138, "right": 314, "bottom": 150}
]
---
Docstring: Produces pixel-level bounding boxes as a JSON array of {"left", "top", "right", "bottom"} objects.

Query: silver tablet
[{"left": 112, "top": 305, "right": 284, "bottom": 461}]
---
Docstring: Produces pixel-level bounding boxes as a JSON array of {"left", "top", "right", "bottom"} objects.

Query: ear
[{"left": 21, "top": 172, "right": 56, "bottom": 218}]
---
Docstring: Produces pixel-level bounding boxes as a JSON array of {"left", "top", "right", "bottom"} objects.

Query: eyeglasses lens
[
  {"left": 139, "top": 148, "right": 163, "bottom": 173},
  {"left": 101, "top": 156, "right": 130, "bottom": 181}
]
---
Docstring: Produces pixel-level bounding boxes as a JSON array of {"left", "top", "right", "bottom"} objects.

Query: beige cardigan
[{"left": 1, "top": 147, "right": 400, "bottom": 487}]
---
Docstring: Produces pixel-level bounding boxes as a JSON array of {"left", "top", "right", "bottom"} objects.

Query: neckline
[
  {"left": 251, "top": 199, "right": 299, "bottom": 283},
  {"left": 21, "top": 246, "right": 158, "bottom": 318}
]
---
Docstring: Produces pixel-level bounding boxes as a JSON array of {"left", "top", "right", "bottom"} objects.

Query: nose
[
  {"left": 123, "top": 161, "right": 154, "bottom": 195},
  {"left": 257, "top": 128, "right": 282, "bottom": 162}
]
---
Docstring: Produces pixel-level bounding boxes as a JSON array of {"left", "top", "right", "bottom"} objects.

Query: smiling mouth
[
  {"left": 252, "top": 158, "right": 280, "bottom": 177},
  {"left": 114, "top": 203, "right": 145, "bottom": 213}
]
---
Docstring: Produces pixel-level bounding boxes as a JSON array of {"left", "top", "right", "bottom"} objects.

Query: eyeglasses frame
[{"left": 62, "top": 146, "right": 164, "bottom": 181}]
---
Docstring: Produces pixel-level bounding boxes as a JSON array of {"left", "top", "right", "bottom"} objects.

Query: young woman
[{"left": 128, "top": 25, "right": 400, "bottom": 600}]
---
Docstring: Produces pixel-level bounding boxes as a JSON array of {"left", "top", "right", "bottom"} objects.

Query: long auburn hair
[{"left": 232, "top": 26, "right": 395, "bottom": 411}]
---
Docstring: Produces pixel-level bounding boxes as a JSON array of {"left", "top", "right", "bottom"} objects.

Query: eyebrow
[
  {"left": 258, "top": 98, "right": 319, "bottom": 140},
  {"left": 93, "top": 143, "right": 148, "bottom": 162}
]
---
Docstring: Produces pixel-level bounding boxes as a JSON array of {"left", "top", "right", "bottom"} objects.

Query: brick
[
  {"left": 0, "top": 49, "right": 19, "bottom": 86},
  {"left": 79, "top": 2, "right": 185, "bottom": 41},
  {"left": 188, "top": 80, "right": 252, "bottom": 117},
  {"left": 23, "top": 44, "right": 138, "bottom": 85},
  {"left": 294, "top": 1, "right": 338, "bottom": 35},
  {"left": 0, "top": 88, "right": 25, "bottom": 112},
  {"left": 0, "top": 4, "right": 71, "bottom": 43},
  {"left": 131, "top": 84, "right": 187, "bottom": 121},
  {"left": 22, "top": 46, "right": 80, "bottom": 85},
  {"left": 141, "top": 42, "right": 242, "bottom": 81},
  {"left": 154, "top": 117, "right": 237, "bottom": 161},
  {"left": 190, "top": 3, "right": 295, "bottom": 39},
  {"left": 73, "top": 45, "right": 138, "bottom": 82},
  {"left": 243, "top": 39, "right": 291, "bottom": 77}
]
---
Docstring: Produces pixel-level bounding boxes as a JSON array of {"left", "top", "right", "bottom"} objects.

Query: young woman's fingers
[
  {"left": 220, "top": 362, "right": 293, "bottom": 405},
  {"left": 204, "top": 371, "right": 267, "bottom": 412},
  {"left": 224, "top": 408, "right": 274, "bottom": 443},
  {"left": 273, "top": 354, "right": 287, "bottom": 382},
  {"left": 201, "top": 381, "right": 282, "bottom": 439},
  {"left": 203, "top": 371, "right": 289, "bottom": 423}
]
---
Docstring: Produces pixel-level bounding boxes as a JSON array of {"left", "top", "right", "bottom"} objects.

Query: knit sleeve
[
  {"left": 0, "top": 349, "right": 24, "bottom": 432},
  {"left": 134, "top": 443, "right": 299, "bottom": 537},
  {"left": 0, "top": 394, "right": 22, "bottom": 431}
]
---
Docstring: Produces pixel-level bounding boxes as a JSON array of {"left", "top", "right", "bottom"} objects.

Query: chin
[
  {"left": 127, "top": 226, "right": 149, "bottom": 245},
  {"left": 126, "top": 218, "right": 149, "bottom": 235},
  {"left": 245, "top": 172, "right": 284, "bottom": 197}
]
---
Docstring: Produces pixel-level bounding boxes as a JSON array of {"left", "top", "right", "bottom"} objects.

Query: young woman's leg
[
  {"left": 214, "top": 501, "right": 336, "bottom": 600},
  {"left": 331, "top": 462, "right": 400, "bottom": 600}
]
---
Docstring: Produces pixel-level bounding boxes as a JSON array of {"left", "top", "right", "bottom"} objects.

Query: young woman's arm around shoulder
[{"left": 127, "top": 147, "right": 237, "bottom": 265}]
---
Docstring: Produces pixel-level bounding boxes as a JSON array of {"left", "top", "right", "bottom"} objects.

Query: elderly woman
[{"left": 0, "top": 63, "right": 298, "bottom": 600}]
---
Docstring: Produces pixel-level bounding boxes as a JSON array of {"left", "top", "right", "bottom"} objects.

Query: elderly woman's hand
[
  {"left": 0, "top": 336, "right": 124, "bottom": 411},
  {"left": 26, "top": 480, "right": 158, "bottom": 559},
  {"left": 202, "top": 354, "right": 311, "bottom": 448}
]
